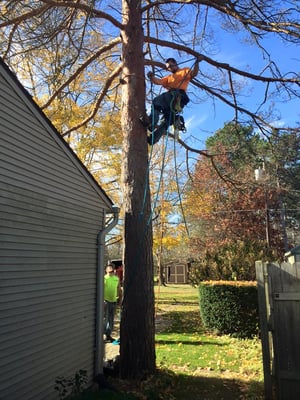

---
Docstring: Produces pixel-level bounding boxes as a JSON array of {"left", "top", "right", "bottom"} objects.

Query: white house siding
[{"left": 0, "top": 61, "right": 113, "bottom": 399}]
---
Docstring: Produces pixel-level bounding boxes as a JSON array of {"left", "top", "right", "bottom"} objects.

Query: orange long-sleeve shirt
[{"left": 157, "top": 67, "right": 193, "bottom": 92}]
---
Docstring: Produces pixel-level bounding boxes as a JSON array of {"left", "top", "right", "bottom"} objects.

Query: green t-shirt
[{"left": 104, "top": 274, "right": 119, "bottom": 302}]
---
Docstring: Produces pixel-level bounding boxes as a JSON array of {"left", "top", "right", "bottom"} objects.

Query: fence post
[{"left": 256, "top": 260, "right": 273, "bottom": 399}]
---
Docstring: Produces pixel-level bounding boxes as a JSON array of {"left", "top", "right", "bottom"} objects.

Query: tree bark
[{"left": 119, "top": 0, "right": 155, "bottom": 379}]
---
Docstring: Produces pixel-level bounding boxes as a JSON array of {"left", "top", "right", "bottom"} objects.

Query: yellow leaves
[
  {"left": 153, "top": 232, "right": 188, "bottom": 252},
  {"left": 201, "top": 280, "right": 257, "bottom": 287},
  {"left": 162, "top": 236, "right": 180, "bottom": 248},
  {"left": 184, "top": 188, "right": 216, "bottom": 217}
]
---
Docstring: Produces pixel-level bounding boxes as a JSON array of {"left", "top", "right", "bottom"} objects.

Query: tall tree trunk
[{"left": 119, "top": 0, "right": 155, "bottom": 379}]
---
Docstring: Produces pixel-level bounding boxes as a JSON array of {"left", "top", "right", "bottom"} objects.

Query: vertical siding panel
[{"left": 0, "top": 61, "right": 113, "bottom": 399}]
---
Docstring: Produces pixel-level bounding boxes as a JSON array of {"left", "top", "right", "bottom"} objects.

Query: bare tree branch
[
  {"left": 0, "top": 4, "right": 50, "bottom": 28},
  {"left": 143, "top": 0, "right": 300, "bottom": 39},
  {"left": 145, "top": 36, "right": 299, "bottom": 84},
  {"left": 40, "top": 0, "right": 123, "bottom": 30}
]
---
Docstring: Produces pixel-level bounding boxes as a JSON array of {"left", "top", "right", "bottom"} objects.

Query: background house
[{"left": 0, "top": 58, "right": 117, "bottom": 400}]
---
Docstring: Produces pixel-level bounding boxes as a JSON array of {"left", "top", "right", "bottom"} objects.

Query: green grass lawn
[
  {"left": 73, "top": 284, "right": 264, "bottom": 400},
  {"left": 153, "top": 284, "right": 264, "bottom": 399}
]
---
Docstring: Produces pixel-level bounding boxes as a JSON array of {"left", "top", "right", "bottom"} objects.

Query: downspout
[{"left": 95, "top": 205, "right": 119, "bottom": 376}]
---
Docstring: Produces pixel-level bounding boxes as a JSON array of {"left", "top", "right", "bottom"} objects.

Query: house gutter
[{"left": 95, "top": 205, "right": 119, "bottom": 376}]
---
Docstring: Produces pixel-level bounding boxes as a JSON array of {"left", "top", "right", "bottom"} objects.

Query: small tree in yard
[{"left": 1, "top": 0, "right": 299, "bottom": 379}]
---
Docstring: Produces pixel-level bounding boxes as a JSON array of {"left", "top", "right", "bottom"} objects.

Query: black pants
[
  {"left": 148, "top": 90, "right": 189, "bottom": 144},
  {"left": 150, "top": 89, "right": 189, "bottom": 128}
]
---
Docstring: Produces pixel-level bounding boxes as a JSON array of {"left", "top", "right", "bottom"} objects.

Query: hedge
[{"left": 199, "top": 281, "right": 259, "bottom": 338}]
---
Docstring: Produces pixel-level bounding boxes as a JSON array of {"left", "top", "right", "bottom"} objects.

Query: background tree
[
  {"left": 185, "top": 123, "right": 300, "bottom": 281},
  {"left": 1, "top": 0, "right": 299, "bottom": 379},
  {"left": 150, "top": 138, "right": 191, "bottom": 277}
]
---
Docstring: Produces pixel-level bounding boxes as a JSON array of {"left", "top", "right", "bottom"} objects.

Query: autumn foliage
[{"left": 185, "top": 124, "right": 290, "bottom": 281}]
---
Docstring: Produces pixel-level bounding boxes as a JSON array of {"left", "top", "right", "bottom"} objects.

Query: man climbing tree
[{"left": 141, "top": 57, "right": 203, "bottom": 144}]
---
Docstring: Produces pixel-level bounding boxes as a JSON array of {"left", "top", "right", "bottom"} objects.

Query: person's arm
[
  {"left": 117, "top": 280, "right": 122, "bottom": 304},
  {"left": 190, "top": 55, "right": 204, "bottom": 79},
  {"left": 147, "top": 71, "right": 163, "bottom": 85}
]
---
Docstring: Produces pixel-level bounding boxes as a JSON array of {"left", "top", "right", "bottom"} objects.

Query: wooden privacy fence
[{"left": 256, "top": 261, "right": 300, "bottom": 400}]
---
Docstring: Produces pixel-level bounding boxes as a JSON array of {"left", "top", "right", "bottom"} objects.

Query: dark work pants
[
  {"left": 148, "top": 90, "right": 189, "bottom": 144},
  {"left": 104, "top": 300, "right": 116, "bottom": 337}
]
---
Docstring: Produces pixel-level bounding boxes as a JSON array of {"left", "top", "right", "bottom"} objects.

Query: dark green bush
[{"left": 199, "top": 281, "right": 259, "bottom": 338}]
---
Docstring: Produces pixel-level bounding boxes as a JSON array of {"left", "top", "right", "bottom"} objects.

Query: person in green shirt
[{"left": 104, "top": 264, "right": 121, "bottom": 342}]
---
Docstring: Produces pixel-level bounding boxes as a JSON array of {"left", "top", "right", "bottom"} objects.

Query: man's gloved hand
[{"left": 147, "top": 71, "right": 154, "bottom": 79}]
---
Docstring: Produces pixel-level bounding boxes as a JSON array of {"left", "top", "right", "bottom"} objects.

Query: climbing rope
[
  {"left": 122, "top": 57, "right": 198, "bottom": 320},
  {"left": 173, "top": 136, "right": 190, "bottom": 237},
  {"left": 146, "top": 92, "right": 176, "bottom": 226},
  {"left": 141, "top": 56, "right": 198, "bottom": 222}
]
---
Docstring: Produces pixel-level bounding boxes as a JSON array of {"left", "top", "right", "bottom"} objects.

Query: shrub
[
  {"left": 188, "top": 240, "right": 278, "bottom": 283},
  {"left": 199, "top": 281, "right": 259, "bottom": 338},
  {"left": 54, "top": 369, "right": 88, "bottom": 399}
]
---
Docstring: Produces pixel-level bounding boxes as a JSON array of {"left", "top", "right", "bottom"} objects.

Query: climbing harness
[{"left": 147, "top": 91, "right": 187, "bottom": 145}]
